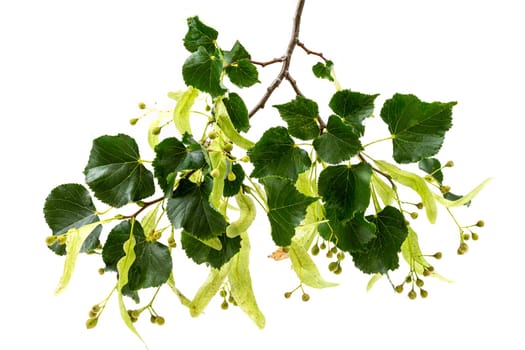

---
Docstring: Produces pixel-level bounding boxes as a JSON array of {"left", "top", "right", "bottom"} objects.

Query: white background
[{"left": 1, "top": 0, "right": 523, "bottom": 349}]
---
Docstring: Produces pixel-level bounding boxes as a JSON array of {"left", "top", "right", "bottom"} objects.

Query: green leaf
[
  {"left": 181, "top": 231, "right": 241, "bottom": 269},
  {"left": 351, "top": 206, "right": 408, "bottom": 274},
  {"left": 312, "top": 60, "right": 334, "bottom": 81},
  {"left": 318, "top": 163, "right": 372, "bottom": 221},
  {"left": 228, "top": 232, "right": 266, "bottom": 328},
  {"left": 380, "top": 93, "right": 457, "bottom": 163},
  {"left": 189, "top": 264, "right": 231, "bottom": 317},
  {"left": 183, "top": 16, "right": 218, "bottom": 53},
  {"left": 248, "top": 127, "right": 311, "bottom": 182},
  {"left": 115, "top": 221, "right": 147, "bottom": 346},
  {"left": 329, "top": 90, "right": 379, "bottom": 134},
  {"left": 226, "top": 192, "right": 256, "bottom": 238},
  {"left": 374, "top": 160, "right": 438, "bottom": 223},
  {"left": 102, "top": 221, "right": 172, "bottom": 292},
  {"left": 167, "top": 177, "right": 227, "bottom": 240},
  {"left": 289, "top": 239, "right": 337, "bottom": 288},
  {"left": 223, "top": 163, "right": 245, "bottom": 197},
  {"left": 153, "top": 136, "right": 206, "bottom": 193},
  {"left": 225, "top": 59, "right": 259, "bottom": 88},
  {"left": 274, "top": 96, "right": 320, "bottom": 140},
  {"left": 223, "top": 40, "right": 251, "bottom": 63},
  {"left": 84, "top": 134, "right": 155, "bottom": 208},
  {"left": 418, "top": 158, "right": 444, "bottom": 184},
  {"left": 183, "top": 46, "right": 226, "bottom": 97},
  {"left": 43, "top": 183, "right": 101, "bottom": 255},
  {"left": 318, "top": 213, "right": 377, "bottom": 253},
  {"left": 223, "top": 92, "right": 250, "bottom": 132},
  {"left": 261, "top": 177, "right": 317, "bottom": 247},
  {"left": 54, "top": 221, "right": 105, "bottom": 295},
  {"left": 313, "top": 115, "right": 362, "bottom": 164},
  {"left": 173, "top": 86, "right": 199, "bottom": 137}
]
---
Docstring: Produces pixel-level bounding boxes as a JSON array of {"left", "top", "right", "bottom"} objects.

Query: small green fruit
[
  {"left": 86, "top": 318, "right": 98, "bottom": 329},
  {"left": 302, "top": 293, "right": 310, "bottom": 302}
]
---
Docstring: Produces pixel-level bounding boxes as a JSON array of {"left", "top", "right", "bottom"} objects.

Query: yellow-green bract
[
  {"left": 215, "top": 100, "right": 254, "bottom": 150},
  {"left": 116, "top": 220, "right": 147, "bottom": 347},
  {"left": 173, "top": 86, "right": 199, "bottom": 137},
  {"left": 226, "top": 192, "right": 256, "bottom": 238},
  {"left": 374, "top": 160, "right": 437, "bottom": 223}
]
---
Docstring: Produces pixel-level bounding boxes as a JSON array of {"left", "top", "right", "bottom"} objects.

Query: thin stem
[
  {"left": 297, "top": 40, "right": 328, "bottom": 62},
  {"left": 363, "top": 135, "right": 394, "bottom": 149},
  {"left": 250, "top": 57, "right": 286, "bottom": 67},
  {"left": 121, "top": 196, "right": 165, "bottom": 219}
]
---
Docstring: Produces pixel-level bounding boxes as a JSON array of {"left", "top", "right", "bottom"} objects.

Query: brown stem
[
  {"left": 121, "top": 196, "right": 165, "bottom": 219},
  {"left": 297, "top": 40, "right": 329, "bottom": 62},
  {"left": 250, "top": 57, "right": 286, "bottom": 67},
  {"left": 248, "top": 0, "right": 306, "bottom": 118}
]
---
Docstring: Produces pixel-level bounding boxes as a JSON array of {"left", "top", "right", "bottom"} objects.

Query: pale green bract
[
  {"left": 370, "top": 172, "right": 396, "bottom": 207},
  {"left": 209, "top": 140, "right": 227, "bottom": 209},
  {"left": 197, "top": 236, "right": 223, "bottom": 251},
  {"left": 434, "top": 177, "right": 492, "bottom": 207},
  {"left": 189, "top": 263, "right": 231, "bottom": 317},
  {"left": 216, "top": 100, "right": 255, "bottom": 150},
  {"left": 173, "top": 86, "right": 199, "bottom": 136},
  {"left": 366, "top": 273, "right": 383, "bottom": 292},
  {"left": 140, "top": 203, "right": 161, "bottom": 237},
  {"left": 226, "top": 192, "right": 256, "bottom": 238},
  {"left": 374, "top": 160, "right": 438, "bottom": 223},
  {"left": 228, "top": 232, "right": 266, "bottom": 328},
  {"left": 54, "top": 221, "right": 103, "bottom": 295},
  {"left": 116, "top": 221, "right": 147, "bottom": 347},
  {"left": 148, "top": 110, "right": 171, "bottom": 150},
  {"left": 289, "top": 239, "right": 338, "bottom": 289}
]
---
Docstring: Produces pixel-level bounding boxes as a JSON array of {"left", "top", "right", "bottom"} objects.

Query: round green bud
[
  {"left": 240, "top": 155, "right": 250, "bottom": 162},
  {"left": 333, "top": 265, "right": 343, "bottom": 275},
  {"left": 328, "top": 261, "right": 338, "bottom": 272},
  {"left": 150, "top": 315, "right": 157, "bottom": 324},
  {"left": 219, "top": 289, "right": 227, "bottom": 298},
  {"left": 440, "top": 185, "right": 451, "bottom": 194},
  {"left": 319, "top": 242, "right": 327, "bottom": 250},
  {"left": 86, "top": 318, "right": 98, "bottom": 329},
  {"left": 472, "top": 232, "right": 479, "bottom": 241},
  {"left": 152, "top": 126, "right": 162, "bottom": 135},
  {"left": 330, "top": 246, "right": 338, "bottom": 254},
  {"left": 476, "top": 220, "right": 485, "bottom": 228},
  {"left": 91, "top": 305, "right": 101, "bottom": 313},
  {"left": 395, "top": 285, "right": 404, "bottom": 294},
  {"left": 221, "top": 301, "right": 229, "bottom": 310},
  {"left": 98, "top": 268, "right": 105, "bottom": 275},
  {"left": 326, "top": 250, "right": 333, "bottom": 259},
  {"left": 410, "top": 212, "right": 418, "bottom": 219},
  {"left": 210, "top": 168, "right": 220, "bottom": 178},
  {"left": 284, "top": 292, "right": 292, "bottom": 299},
  {"left": 89, "top": 310, "right": 98, "bottom": 318},
  {"left": 130, "top": 309, "right": 140, "bottom": 319},
  {"left": 416, "top": 278, "right": 424, "bottom": 287},
  {"left": 45, "top": 235, "right": 57, "bottom": 246},
  {"left": 223, "top": 143, "right": 234, "bottom": 152},
  {"left": 416, "top": 202, "right": 424, "bottom": 210},
  {"left": 405, "top": 275, "right": 412, "bottom": 283},
  {"left": 138, "top": 102, "right": 146, "bottom": 110},
  {"left": 208, "top": 131, "right": 218, "bottom": 139},
  {"left": 228, "top": 296, "right": 236, "bottom": 304},
  {"left": 408, "top": 290, "right": 417, "bottom": 300},
  {"left": 445, "top": 160, "right": 454, "bottom": 167},
  {"left": 420, "top": 289, "right": 429, "bottom": 298},
  {"left": 457, "top": 242, "right": 469, "bottom": 255},
  {"left": 227, "top": 172, "right": 237, "bottom": 182},
  {"left": 57, "top": 234, "right": 67, "bottom": 245},
  {"left": 463, "top": 233, "right": 471, "bottom": 240},
  {"left": 155, "top": 316, "right": 165, "bottom": 326},
  {"left": 433, "top": 252, "right": 443, "bottom": 259},
  {"left": 337, "top": 252, "right": 345, "bottom": 261},
  {"left": 302, "top": 293, "right": 310, "bottom": 302},
  {"left": 129, "top": 118, "right": 139, "bottom": 125},
  {"left": 311, "top": 245, "right": 320, "bottom": 256}
]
